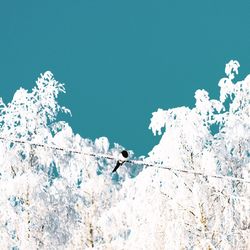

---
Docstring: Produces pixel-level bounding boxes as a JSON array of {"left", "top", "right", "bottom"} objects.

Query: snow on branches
[
  {"left": 146, "top": 60, "right": 250, "bottom": 249},
  {"left": 0, "top": 61, "right": 249, "bottom": 249}
]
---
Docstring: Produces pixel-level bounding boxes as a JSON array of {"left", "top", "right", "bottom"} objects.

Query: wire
[
  {"left": 132, "top": 160, "right": 250, "bottom": 184},
  {"left": 0, "top": 136, "right": 250, "bottom": 184},
  {"left": 0, "top": 136, "right": 114, "bottom": 160}
]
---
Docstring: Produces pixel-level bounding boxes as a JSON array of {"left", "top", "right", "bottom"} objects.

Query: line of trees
[{"left": 0, "top": 61, "right": 249, "bottom": 249}]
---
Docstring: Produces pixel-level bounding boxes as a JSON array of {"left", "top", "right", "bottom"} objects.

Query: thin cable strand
[{"left": 0, "top": 136, "right": 250, "bottom": 184}]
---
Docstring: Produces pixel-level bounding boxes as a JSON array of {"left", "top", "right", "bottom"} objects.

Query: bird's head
[{"left": 118, "top": 150, "right": 129, "bottom": 162}]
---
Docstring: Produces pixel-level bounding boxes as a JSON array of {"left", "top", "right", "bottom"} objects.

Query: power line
[
  {"left": 0, "top": 136, "right": 250, "bottom": 184},
  {"left": 135, "top": 161, "right": 250, "bottom": 184}
]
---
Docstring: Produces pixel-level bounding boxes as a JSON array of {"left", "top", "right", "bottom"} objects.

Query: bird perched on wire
[{"left": 112, "top": 150, "right": 129, "bottom": 173}]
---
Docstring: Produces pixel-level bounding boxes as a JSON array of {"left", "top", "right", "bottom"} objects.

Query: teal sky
[{"left": 0, "top": 1, "right": 249, "bottom": 156}]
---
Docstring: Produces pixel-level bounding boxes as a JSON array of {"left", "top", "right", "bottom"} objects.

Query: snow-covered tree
[
  {"left": 0, "top": 60, "right": 249, "bottom": 249},
  {"left": 116, "top": 60, "right": 249, "bottom": 249},
  {"left": 0, "top": 72, "right": 130, "bottom": 249},
  {"left": 99, "top": 60, "right": 249, "bottom": 249}
]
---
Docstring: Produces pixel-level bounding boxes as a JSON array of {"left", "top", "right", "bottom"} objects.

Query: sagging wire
[{"left": 0, "top": 136, "right": 250, "bottom": 185}]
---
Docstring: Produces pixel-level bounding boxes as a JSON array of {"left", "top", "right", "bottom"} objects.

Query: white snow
[{"left": 0, "top": 60, "right": 249, "bottom": 249}]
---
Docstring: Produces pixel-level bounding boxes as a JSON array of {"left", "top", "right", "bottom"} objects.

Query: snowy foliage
[{"left": 0, "top": 61, "right": 249, "bottom": 249}]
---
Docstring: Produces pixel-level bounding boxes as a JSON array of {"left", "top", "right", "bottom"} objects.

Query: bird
[{"left": 112, "top": 150, "right": 129, "bottom": 173}]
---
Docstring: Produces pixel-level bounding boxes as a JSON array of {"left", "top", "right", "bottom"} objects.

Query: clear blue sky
[{"left": 0, "top": 0, "right": 249, "bottom": 156}]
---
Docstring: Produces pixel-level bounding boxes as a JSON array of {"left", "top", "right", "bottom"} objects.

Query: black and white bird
[{"left": 112, "top": 150, "right": 129, "bottom": 173}]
